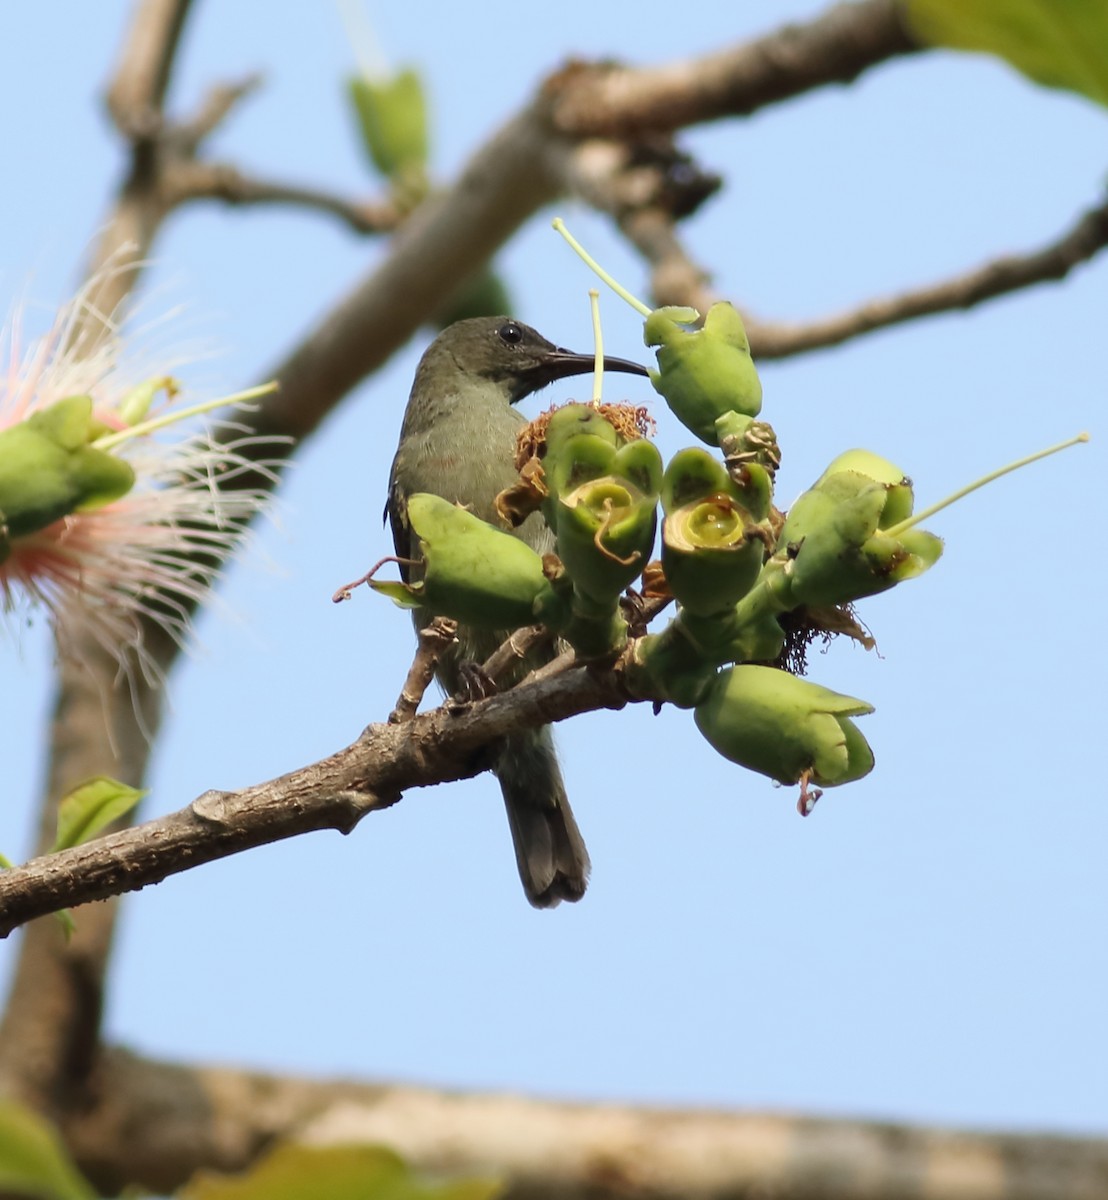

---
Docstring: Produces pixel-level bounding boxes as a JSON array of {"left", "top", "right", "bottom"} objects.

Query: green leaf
[
  {"left": 348, "top": 68, "right": 429, "bottom": 180},
  {"left": 181, "top": 1143, "right": 502, "bottom": 1200},
  {"left": 0, "top": 1100, "right": 96, "bottom": 1200},
  {"left": 904, "top": 0, "right": 1108, "bottom": 108},
  {"left": 52, "top": 776, "right": 146, "bottom": 853}
]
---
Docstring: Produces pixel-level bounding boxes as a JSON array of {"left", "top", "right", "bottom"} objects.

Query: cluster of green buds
[
  {"left": 543, "top": 218, "right": 961, "bottom": 800},
  {"left": 364, "top": 219, "right": 1087, "bottom": 813},
  {"left": 368, "top": 402, "right": 662, "bottom": 660}
]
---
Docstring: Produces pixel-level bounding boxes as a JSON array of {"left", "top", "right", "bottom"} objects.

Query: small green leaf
[
  {"left": 0, "top": 1100, "right": 96, "bottom": 1200},
  {"left": 348, "top": 68, "right": 429, "bottom": 180},
  {"left": 52, "top": 776, "right": 146, "bottom": 853},
  {"left": 181, "top": 1142, "right": 502, "bottom": 1200},
  {"left": 905, "top": 0, "right": 1108, "bottom": 108}
]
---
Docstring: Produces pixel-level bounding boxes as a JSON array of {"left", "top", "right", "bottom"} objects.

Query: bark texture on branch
[
  {"left": 67, "top": 1048, "right": 1108, "bottom": 1200},
  {"left": 550, "top": 0, "right": 919, "bottom": 136},
  {"left": 0, "top": 665, "right": 625, "bottom": 932}
]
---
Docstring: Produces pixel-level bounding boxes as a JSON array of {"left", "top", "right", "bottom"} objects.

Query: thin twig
[
  {"left": 390, "top": 618, "right": 457, "bottom": 723},
  {"left": 521, "top": 648, "right": 579, "bottom": 687},
  {"left": 748, "top": 193, "right": 1108, "bottom": 358},
  {"left": 174, "top": 74, "right": 263, "bottom": 150},
  {"left": 619, "top": 208, "right": 718, "bottom": 314},
  {"left": 164, "top": 161, "right": 402, "bottom": 233},
  {"left": 479, "top": 624, "right": 553, "bottom": 686}
]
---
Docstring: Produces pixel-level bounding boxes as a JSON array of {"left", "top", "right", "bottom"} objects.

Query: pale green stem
[
  {"left": 552, "top": 217, "right": 652, "bottom": 317},
  {"left": 92, "top": 382, "right": 279, "bottom": 451},
  {"left": 338, "top": 0, "right": 389, "bottom": 80},
  {"left": 885, "top": 432, "right": 1090, "bottom": 538},
  {"left": 589, "top": 289, "right": 604, "bottom": 405}
]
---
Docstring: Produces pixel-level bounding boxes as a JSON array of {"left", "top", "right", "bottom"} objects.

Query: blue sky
[{"left": 2, "top": 2, "right": 1105, "bottom": 1134}]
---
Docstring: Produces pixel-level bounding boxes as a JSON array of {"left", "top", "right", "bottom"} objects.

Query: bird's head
[{"left": 425, "top": 316, "right": 648, "bottom": 404}]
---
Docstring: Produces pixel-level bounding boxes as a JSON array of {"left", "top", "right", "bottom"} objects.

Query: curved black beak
[{"left": 509, "top": 345, "right": 649, "bottom": 404}]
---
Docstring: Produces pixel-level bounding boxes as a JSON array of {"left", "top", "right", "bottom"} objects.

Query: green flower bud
[
  {"left": 555, "top": 472, "right": 658, "bottom": 604},
  {"left": 347, "top": 67, "right": 428, "bottom": 183},
  {"left": 811, "top": 449, "right": 914, "bottom": 529},
  {"left": 540, "top": 405, "right": 621, "bottom": 503},
  {"left": 645, "top": 302, "right": 763, "bottom": 444},
  {"left": 778, "top": 451, "right": 942, "bottom": 607},
  {"left": 0, "top": 395, "right": 135, "bottom": 538},
  {"left": 537, "top": 410, "right": 662, "bottom": 604},
  {"left": 660, "top": 448, "right": 769, "bottom": 616},
  {"left": 371, "top": 493, "right": 558, "bottom": 629},
  {"left": 694, "top": 664, "right": 875, "bottom": 787}
]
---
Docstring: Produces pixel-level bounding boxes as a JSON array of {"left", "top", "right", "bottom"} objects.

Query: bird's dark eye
[{"left": 498, "top": 321, "right": 524, "bottom": 345}]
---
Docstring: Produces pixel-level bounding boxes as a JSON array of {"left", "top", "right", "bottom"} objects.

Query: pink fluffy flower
[{"left": 1, "top": 281, "right": 278, "bottom": 682}]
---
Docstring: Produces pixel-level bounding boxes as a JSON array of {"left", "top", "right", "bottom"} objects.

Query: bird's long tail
[{"left": 495, "top": 726, "right": 590, "bottom": 908}]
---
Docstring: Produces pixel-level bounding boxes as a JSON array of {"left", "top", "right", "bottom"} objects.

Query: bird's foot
[{"left": 450, "top": 660, "right": 498, "bottom": 708}]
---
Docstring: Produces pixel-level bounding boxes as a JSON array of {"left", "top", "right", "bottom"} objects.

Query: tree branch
[
  {"left": 390, "top": 618, "right": 459, "bottom": 723},
  {"left": 0, "top": 663, "right": 626, "bottom": 934},
  {"left": 747, "top": 192, "right": 1108, "bottom": 358},
  {"left": 67, "top": 1047, "right": 1108, "bottom": 1199},
  {"left": 163, "top": 160, "right": 402, "bottom": 233},
  {"left": 172, "top": 73, "right": 262, "bottom": 151},
  {"left": 104, "top": 0, "right": 191, "bottom": 136},
  {"left": 0, "top": 0, "right": 202, "bottom": 1116},
  {"left": 549, "top": 0, "right": 920, "bottom": 138}
]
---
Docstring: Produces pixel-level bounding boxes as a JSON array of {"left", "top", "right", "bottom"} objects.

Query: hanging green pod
[
  {"left": 694, "top": 664, "right": 875, "bottom": 788},
  {"left": 371, "top": 493, "right": 560, "bottom": 629},
  {"left": 645, "top": 302, "right": 763, "bottom": 444}
]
